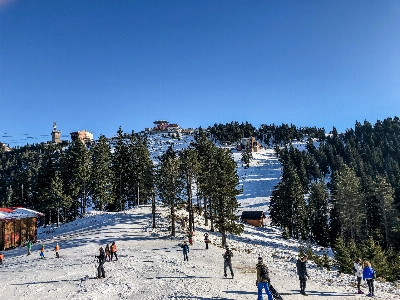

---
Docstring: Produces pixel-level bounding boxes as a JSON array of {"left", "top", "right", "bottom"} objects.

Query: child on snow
[
  {"left": 180, "top": 241, "right": 190, "bottom": 261},
  {"left": 105, "top": 244, "right": 111, "bottom": 262},
  {"left": 40, "top": 244, "right": 45, "bottom": 259},
  {"left": 54, "top": 243, "right": 60, "bottom": 258},
  {"left": 27, "top": 240, "right": 32, "bottom": 256}
]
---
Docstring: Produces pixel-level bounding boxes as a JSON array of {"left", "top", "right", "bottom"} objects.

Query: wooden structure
[
  {"left": 0, "top": 207, "right": 44, "bottom": 251},
  {"left": 240, "top": 211, "right": 266, "bottom": 227}
]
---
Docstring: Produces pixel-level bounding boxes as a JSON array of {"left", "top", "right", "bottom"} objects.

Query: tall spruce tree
[
  {"left": 269, "top": 157, "right": 308, "bottom": 239},
  {"left": 91, "top": 134, "right": 114, "bottom": 211},
  {"left": 308, "top": 181, "right": 330, "bottom": 246},
  {"left": 179, "top": 147, "right": 199, "bottom": 233},
  {"left": 111, "top": 127, "right": 130, "bottom": 211},
  {"left": 330, "top": 165, "right": 364, "bottom": 244},
  {"left": 155, "top": 146, "right": 183, "bottom": 236},
  {"left": 209, "top": 147, "right": 243, "bottom": 246}
]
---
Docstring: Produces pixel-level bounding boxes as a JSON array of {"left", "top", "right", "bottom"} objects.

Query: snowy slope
[{"left": 0, "top": 138, "right": 399, "bottom": 300}]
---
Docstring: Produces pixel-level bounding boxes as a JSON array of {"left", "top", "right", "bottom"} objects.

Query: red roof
[{"left": 0, "top": 207, "right": 44, "bottom": 220}]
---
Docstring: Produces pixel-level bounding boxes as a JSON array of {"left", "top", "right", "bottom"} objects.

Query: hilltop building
[
  {"left": 237, "top": 137, "right": 261, "bottom": 152},
  {"left": 70, "top": 130, "right": 93, "bottom": 143},
  {"left": 51, "top": 122, "right": 62, "bottom": 144},
  {"left": 146, "top": 120, "right": 181, "bottom": 134},
  {"left": 0, "top": 142, "right": 11, "bottom": 152}
]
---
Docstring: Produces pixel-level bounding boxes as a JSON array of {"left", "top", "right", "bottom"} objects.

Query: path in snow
[{"left": 1, "top": 206, "right": 397, "bottom": 300}]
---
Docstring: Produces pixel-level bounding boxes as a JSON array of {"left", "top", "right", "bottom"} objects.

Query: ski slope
[{"left": 0, "top": 143, "right": 399, "bottom": 299}]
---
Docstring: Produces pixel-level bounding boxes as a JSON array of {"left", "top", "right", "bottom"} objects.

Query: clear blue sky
[{"left": 1, "top": 0, "right": 400, "bottom": 146}]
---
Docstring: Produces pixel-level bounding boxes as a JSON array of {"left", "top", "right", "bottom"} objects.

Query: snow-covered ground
[{"left": 1, "top": 142, "right": 399, "bottom": 299}]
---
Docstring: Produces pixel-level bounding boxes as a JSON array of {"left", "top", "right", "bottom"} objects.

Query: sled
[{"left": 269, "top": 284, "right": 283, "bottom": 300}]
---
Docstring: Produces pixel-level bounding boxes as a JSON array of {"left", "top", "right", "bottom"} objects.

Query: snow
[{"left": 0, "top": 139, "right": 399, "bottom": 300}]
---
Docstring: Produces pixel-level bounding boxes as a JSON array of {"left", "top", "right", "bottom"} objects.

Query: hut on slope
[
  {"left": 0, "top": 207, "right": 44, "bottom": 250},
  {"left": 240, "top": 211, "right": 266, "bottom": 227}
]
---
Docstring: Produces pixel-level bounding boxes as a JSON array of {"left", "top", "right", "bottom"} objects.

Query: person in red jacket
[{"left": 110, "top": 241, "right": 118, "bottom": 261}]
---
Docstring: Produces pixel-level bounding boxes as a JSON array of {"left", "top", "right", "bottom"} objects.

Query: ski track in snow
[{"left": 0, "top": 143, "right": 399, "bottom": 300}]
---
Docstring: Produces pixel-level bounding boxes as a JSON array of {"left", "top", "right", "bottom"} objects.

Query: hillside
[{"left": 0, "top": 145, "right": 399, "bottom": 299}]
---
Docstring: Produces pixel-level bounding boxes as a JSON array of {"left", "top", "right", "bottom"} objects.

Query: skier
[
  {"left": 256, "top": 257, "right": 273, "bottom": 300},
  {"left": 105, "top": 244, "right": 111, "bottom": 262},
  {"left": 40, "top": 244, "right": 45, "bottom": 259},
  {"left": 110, "top": 241, "right": 118, "bottom": 261},
  {"left": 0, "top": 252, "right": 3, "bottom": 264},
  {"left": 296, "top": 254, "right": 310, "bottom": 296},
  {"left": 27, "top": 240, "right": 32, "bottom": 256},
  {"left": 363, "top": 260, "right": 375, "bottom": 297},
  {"left": 204, "top": 233, "right": 210, "bottom": 249},
  {"left": 54, "top": 243, "right": 60, "bottom": 258},
  {"left": 180, "top": 241, "right": 190, "bottom": 261},
  {"left": 95, "top": 247, "right": 106, "bottom": 279},
  {"left": 223, "top": 245, "right": 234, "bottom": 278},
  {"left": 353, "top": 258, "right": 364, "bottom": 294}
]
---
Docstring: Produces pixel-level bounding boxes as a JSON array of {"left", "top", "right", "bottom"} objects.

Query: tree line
[
  {"left": 0, "top": 127, "right": 243, "bottom": 246},
  {"left": 207, "top": 118, "right": 400, "bottom": 281},
  {"left": 268, "top": 117, "right": 400, "bottom": 281}
]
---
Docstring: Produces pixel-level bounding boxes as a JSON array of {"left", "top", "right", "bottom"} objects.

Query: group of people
[
  {"left": 354, "top": 258, "right": 376, "bottom": 297},
  {"left": 95, "top": 241, "right": 118, "bottom": 279},
  {"left": 296, "top": 254, "right": 377, "bottom": 297},
  {"left": 180, "top": 234, "right": 377, "bottom": 299},
  {"left": 25, "top": 241, "right": 60, "bottom": 259}
]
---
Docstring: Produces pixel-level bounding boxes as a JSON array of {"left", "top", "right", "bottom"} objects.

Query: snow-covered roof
[{"left": 0, "top": 207, "right": 44, "bottom": 220}]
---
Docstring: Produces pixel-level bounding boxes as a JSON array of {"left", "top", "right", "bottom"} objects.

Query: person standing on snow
[
  {"left": 223, "top": 246, "right": 234, "bottom": 278},
  {"left": 110, "top": 241, "right": 118, "bottom": 261},
  {"left": 363, "top": 260, "right": 376, "bottom": 297},
  {"left": 54, "top": 243, "right": 60, "bottom": 258},
  {"left": 180, "top": 241, "right": 190, "bottom": 261},
  {"left": 27, "top": 240, "right": 32, "bottom": 256},
  {"left": 204, "top": 233, "right": 210, "bottom": 249},
  {"left": 296, "top": 254, "right": 310, "bottom": 295},
  {"left": 256, "top": 257, "right": 273, "bottom": 300},
  {"left": 95, "top": 247, "right": 106, "bottom": 279},
  {"left": 354, "top": 258, "right": 364, "bottom": 294},
  {"left": 105, "top": 244, "right": 111, "bottom": 262},
  {"left": 40, "top": 244, "right": 45, "bottom": 259}
]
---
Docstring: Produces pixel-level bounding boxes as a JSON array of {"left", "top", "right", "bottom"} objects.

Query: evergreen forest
[{"left": 2, "top": 117, "right": 400, "bottom": 281}]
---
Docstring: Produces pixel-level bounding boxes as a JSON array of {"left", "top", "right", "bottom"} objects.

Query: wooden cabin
[
  {"left": 0, "top": 207, "right": 44, "bottom": 250},
  {"left": 240, "top": 211, "right": 266, "bottom": 227}
]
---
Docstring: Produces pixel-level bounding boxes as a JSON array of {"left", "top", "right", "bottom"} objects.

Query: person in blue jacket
[
  {"left": 363, "top": 260, "right": 375, "bottom": 297},
  {"left": 180, "top": 241, "right": 189, "bottom": 261}
]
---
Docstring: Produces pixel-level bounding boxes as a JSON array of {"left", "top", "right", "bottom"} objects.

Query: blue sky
[{"left": 1, "top": 0, "right": 400, "bottom": 146}]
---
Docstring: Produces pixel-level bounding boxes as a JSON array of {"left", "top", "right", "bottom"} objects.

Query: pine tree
[
  {"left": 209, "top": 147, "right": 243, "bottom": 246},
  {"left": 179, "top": 148, "right": 199, "bottom": 233},
  {"left": 308, "top": 181, "right": 330, "bottom": 246},
  {"left": 330, "top": 165, "right": 364, "bottom": 244},
  {"left": 111, "top": 127, "right": 130, "bottom": 211},
  {"left": 91, "top": 134, "right": 114, "bottom": 211},
  {"left": 155, "top": 146, "right": 183, "bottom": 236}
]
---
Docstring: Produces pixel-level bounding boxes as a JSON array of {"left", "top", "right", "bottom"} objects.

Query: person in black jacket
[
  {"left": 296, "top": 255, "right": 310, "bottom": 295},
  {"left": 223, "top": 246, "right": 234, "bottom": 278},
  {"left": 95, "top": 247, "right": 106, "bottom": 279}
]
